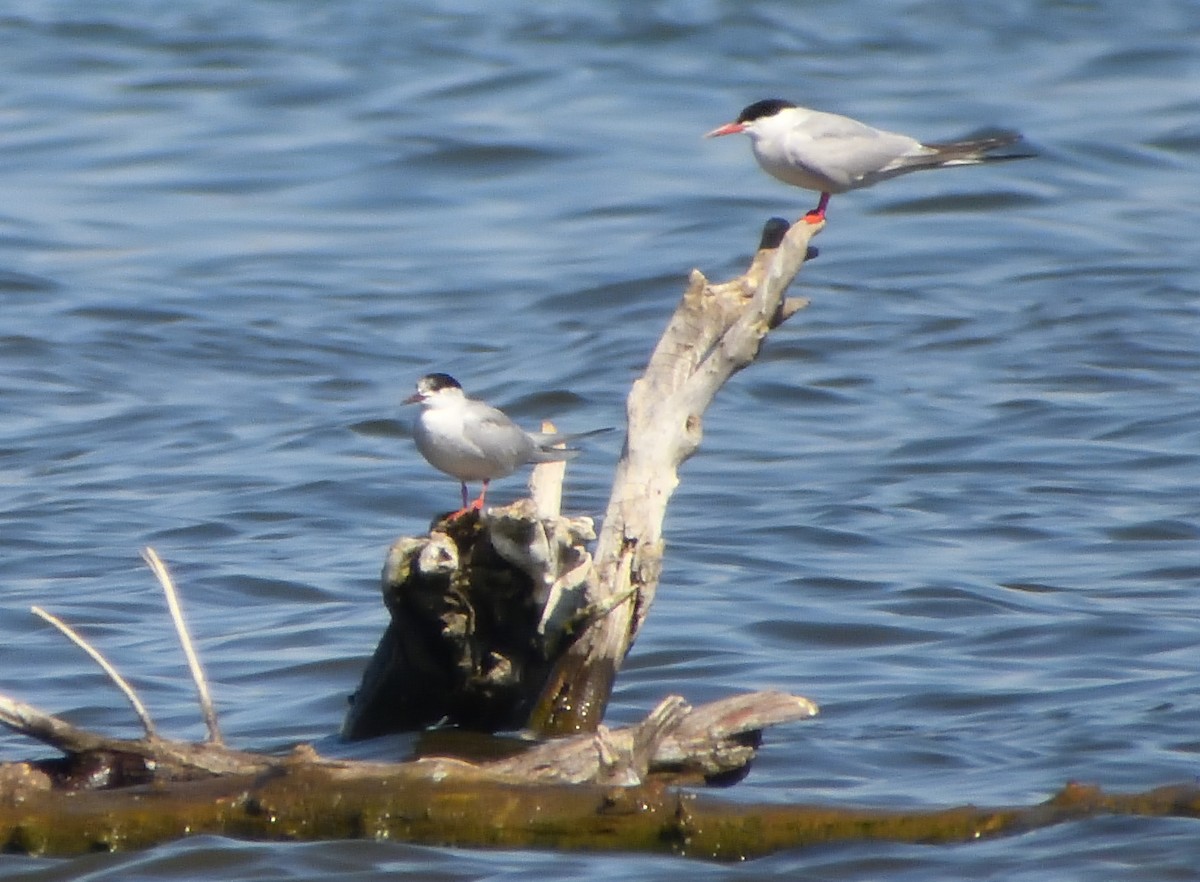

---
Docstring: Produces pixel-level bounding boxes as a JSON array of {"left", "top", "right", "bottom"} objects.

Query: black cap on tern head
[
  {"left": 736, "top": 99, "right": 797, "bottom": 124},
  {"left": 405, "top": 372, "right": 462, "bottom": 405},
  {"left": 419, "top": 372, "right": 462, "bottom": 393}
]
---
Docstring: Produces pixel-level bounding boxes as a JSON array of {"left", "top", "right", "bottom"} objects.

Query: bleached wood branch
[
  {"left": 529, "top": 216, "right": 822, "bottom": 734},
  {"left": 141, "top": 547, "right": 223, "bottom": 745},
  {"left": 30, "top": 606, "right": 157, "bottom": 739},
  {"left": 529, "top": 420, "right": 566, "bottom": 519},
  {"left": 0, "top": 692, "right": 120, "bottom": 756}
]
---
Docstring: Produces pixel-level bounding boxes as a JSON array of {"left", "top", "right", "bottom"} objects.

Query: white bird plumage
[
  {"left": 706, "top": 98, "right": 1032, "bottom": 222},
  {"left": 405, "top": 372, "right": 608, "bottom": 513}
]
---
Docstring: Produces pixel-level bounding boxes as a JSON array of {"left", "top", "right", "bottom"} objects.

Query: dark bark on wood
[{"left": 342, "top": 502, "right": 604, "bottom": 737}]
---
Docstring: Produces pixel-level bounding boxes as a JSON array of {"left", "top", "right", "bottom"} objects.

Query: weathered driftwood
[
  {"left": 0, "top": 693, "right": 270, "bottom": 786},
  {"left": 345, "top": 217, "right": 820, "bottom": 740},
  {"left": 0, "top": 689, "right": 815, "bottom": 792},
  {"left": 4, "top": 540, "right": 818, "bottom": 791},
  {"left": 531, "top": 216, "right": 816, "bottom": 735},
  {"left": 3, "top": 554, "right": 263, "bottom": 786}
]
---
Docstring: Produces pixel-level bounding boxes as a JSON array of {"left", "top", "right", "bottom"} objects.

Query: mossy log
[
  {"left": 2, "top": 685, "right": 1199, "bottom": 858},
  {"left": 2, "top": 683, "right": 1198, "bottom": 858},
  {"left": 5, "top": 750, "right": 1200, "bottom": 860}
]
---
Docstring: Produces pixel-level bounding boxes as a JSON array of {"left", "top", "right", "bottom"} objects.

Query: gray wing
[
  {"left": 461, "top": 404, "right": 540, "bottom": 472},
  {"left": 783, "top": 110, "right": 926, "bottom": 189}
]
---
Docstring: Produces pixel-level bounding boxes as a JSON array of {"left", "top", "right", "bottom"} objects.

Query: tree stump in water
[
  {"left": 344, "top": 216, "right": 820, "bottom": 740},
  {"left": 343, "top": 501, "right": 601, "bottom": 737}
]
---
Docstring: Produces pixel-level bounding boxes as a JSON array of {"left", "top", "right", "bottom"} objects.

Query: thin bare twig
[
  {"left": 141, "top": 547, "right": 223, "bottom": 745},
  {"left": 27, "top": 608, "right": 158, "bottom": 739}
]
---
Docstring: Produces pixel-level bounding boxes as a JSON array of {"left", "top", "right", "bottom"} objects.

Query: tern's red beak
[
  {"left": 403, "top": 392, "right": 424, "bottom": 405},
  {"left": 704, "top": 122, "right": 744, "bottom": 138}
]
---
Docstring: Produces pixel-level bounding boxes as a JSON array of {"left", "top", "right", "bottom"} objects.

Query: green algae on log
[{"left": 5, "top": 761, "right": 1200, "bottom": 860}]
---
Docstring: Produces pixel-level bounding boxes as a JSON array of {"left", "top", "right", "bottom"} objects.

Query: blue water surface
[{"left": 2, "top": 1, "right": 1199, "bottom": 879}]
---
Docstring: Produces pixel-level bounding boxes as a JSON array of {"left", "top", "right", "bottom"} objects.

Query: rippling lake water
[{"left": 2, "top": 1, "right": 1199, "bottom": 879}]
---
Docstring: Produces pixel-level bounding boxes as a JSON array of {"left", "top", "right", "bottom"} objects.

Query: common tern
[
  {"left": 405, "top": 372, "right": 608, "bottom": 513},
  {"left": 706, "top": 98, "right": 1031, "bottom": 222}
]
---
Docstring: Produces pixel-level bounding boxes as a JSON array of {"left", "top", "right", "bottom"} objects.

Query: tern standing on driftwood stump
[
  {"left": 706, "top": 98, "right": 1033, "bottom": 222},
  {"left": 405, "top": 372, "right": 609, "bottom": 514}
]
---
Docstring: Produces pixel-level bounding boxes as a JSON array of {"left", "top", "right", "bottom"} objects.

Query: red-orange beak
[{"left": 704, "top": 122, "right": 744, "bottom": 138}]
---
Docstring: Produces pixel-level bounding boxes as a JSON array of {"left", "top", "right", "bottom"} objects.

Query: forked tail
[{"left": 924, "top": 130, "right": 1036, "bottom": 166}]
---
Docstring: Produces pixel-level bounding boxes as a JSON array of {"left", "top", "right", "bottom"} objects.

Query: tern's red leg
[
  {"left": 446, "top": 481, "right": 482, "bottom": 520},
  {"left": 804, "top": 192, "right": 830, "bottom": 224},
  {"left": 444, "top": 482, "right": 474, "bottom": 520},
  {"left": 468, "top": 479, "right": 490, "bottom": 511},
  {"left": 446, "top": 480, "right": 491, "bottom": 520}
]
